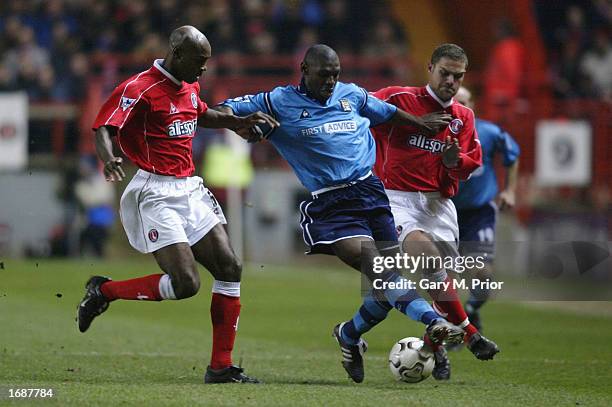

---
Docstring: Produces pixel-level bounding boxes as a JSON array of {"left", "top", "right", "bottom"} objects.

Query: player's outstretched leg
[
  {"left": 403, "top": 231, "right": 500, "bottom": 361},
  {"left": 332, "top": 322, "right": 368, "bottom": 383},
  {"left": 76, "top": 276, "right": 111, "bottom": 333}
]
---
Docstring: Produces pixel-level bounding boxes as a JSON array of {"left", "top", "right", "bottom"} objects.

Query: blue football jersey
[
  {"left": 453, "top": 119, "right": 520, "bottom": 209},
  {"left": 221, "top": 81, "right": 397, "bottom": 192}
]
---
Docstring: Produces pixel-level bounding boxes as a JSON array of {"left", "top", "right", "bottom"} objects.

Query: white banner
[
  {"left": 536, "top": 120, "right": 591, "bottom": 186},
  {"left": 0, "top": 92, "right": 28, "bottom": 171}
]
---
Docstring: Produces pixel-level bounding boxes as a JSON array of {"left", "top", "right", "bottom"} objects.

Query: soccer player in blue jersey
[
  {"left": 217, "top": 44, "right": 465, "bottom": 383},
  {"left": 453, "top": 86, "right": 520, "bottom": 331}
]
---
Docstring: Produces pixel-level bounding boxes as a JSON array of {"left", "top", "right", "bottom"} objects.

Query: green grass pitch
[{"left": 1, "top": 258, "right": 611, "bottom": 406}]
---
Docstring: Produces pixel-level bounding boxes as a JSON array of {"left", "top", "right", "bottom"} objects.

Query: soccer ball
[{"left": 388, "top": 337, "right": 434, "bottom": 383}]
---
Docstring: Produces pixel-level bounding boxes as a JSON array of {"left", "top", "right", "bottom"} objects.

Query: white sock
[
  {"left": 212, "top": 280, "right": 241, "bottom": 297},
  {"left": 158, "top": 274, "right": 177, "bottom": 300}
]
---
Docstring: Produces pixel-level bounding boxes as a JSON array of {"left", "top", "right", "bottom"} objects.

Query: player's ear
[
  {"left": 428, "top": 63, "right": 433, "bottom": 73},
  {"left": 300, "top": 61, "right": 307, "bottom": 74}
]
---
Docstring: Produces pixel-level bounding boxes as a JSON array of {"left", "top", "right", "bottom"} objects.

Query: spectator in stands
[
  {"left": 553, "top": 38, "right": 590, "bottom": 99},
  {"left": 2, "top": 25, "right": 49, "bottom": 84},
  {"left": 319, "top": 0, "right": 353, "bottom": 53},
  {"left": 580, "top": 28, "right": 612, "bottom": 101},
  {"left": 482, "top": 19, "right": 525, "bottom": 122}
]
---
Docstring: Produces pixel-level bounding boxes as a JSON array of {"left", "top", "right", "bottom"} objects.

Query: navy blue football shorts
[
  {"left": 457, "top": 201, "right": 497, "bottom": 262},
  {"left": 298, "top": 174, "right": 397, "bottom": 255}
]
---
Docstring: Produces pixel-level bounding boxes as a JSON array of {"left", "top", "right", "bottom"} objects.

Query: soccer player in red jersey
[
  {"left": 372, "top": 44, "right": 500, "bottom": 380},
  {"left": 76, "top": 26, "right": 279, "bottom": 384}
]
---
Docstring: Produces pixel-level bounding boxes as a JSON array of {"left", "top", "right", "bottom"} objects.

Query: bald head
[
  {"left": 301, "top": 44, "right": 341, "bottom": 103},
  {"left": 303, "top": 44, "right": 338, "bottom": 66},
  {"left": 164, "top": 26, "right": 211, "bottom": 84},
  {"left": 170, "top": 25, "right": 210, "bottom": 53}
]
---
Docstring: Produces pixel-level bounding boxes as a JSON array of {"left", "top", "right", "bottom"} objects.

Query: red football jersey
[
  {"left": 92, "top": 59, "right": 208, "bottom": 177},
  {"left": 372, "top": 85, "right": 482, "bottom": 198}
]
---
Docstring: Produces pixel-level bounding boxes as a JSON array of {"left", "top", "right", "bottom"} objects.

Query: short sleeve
[
  {"left": 358, "top": 87, "right": 397, "bottom": 126},
  {"left": 221, "top": 92, "right": 273, "bottom": 117},
  {"left": 92, "top": 77, "right": 148, "bottom": 131},
  {"left": 496, "top": 128, "right": 520, "bottom": 166}
]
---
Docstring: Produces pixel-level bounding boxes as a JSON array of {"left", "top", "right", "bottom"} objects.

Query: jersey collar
[
  {"left": 426, "top": 84, "right": 454, "bottom": 109},
  {"left": 153, "top": 59, "right": 182, "bottom": 87}
]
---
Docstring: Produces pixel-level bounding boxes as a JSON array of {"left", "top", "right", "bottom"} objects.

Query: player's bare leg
[
  {"left": 153, "top": 243, "right": 201, "bottom": 299},
  {"left": 191, "top": 224, "right": 258, "bottom": 384}
]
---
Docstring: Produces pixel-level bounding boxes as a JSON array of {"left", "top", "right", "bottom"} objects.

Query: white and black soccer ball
[{"left": 388, "top": 337, "right": 434, "bottom": 383}]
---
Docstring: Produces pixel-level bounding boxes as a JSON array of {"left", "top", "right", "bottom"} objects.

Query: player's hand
[
  {"left": 103, "top": 157, "right": 125, "bottom": 182},
  {"left": 442, "top": 136, "right": 461, "bottom": 168},
  {"left": 498, "top": 189, "right": 516, "bottom": 211},
  {"left": 232, "top": 126, "right": 261, "bottom": 143},
  {"left": 239, "top": 112, "right": 280, "bottom": 130},
  {"left": 420, "top": 111, "right": 452, "bottom": 136}
]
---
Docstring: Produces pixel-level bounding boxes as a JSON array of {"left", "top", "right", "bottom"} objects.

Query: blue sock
[
  {"left": 383, "top": 273, "right": 439, "bottom": 324},
  {"left": 341, "top": 292, "right": 392, "bottom": 345},
  {"left": 342, "top": 274, "right": 439, "bottom": 345}
]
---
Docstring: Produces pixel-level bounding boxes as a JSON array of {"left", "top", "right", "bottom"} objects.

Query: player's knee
[
  {"left": 174, "top": 273, "right": 201, "bottom": 299},
  {"left": 403, "top": 231, "right": 440, "bottom": 273},
  {"left": 217, "top": 253, "right": 242, "bottom": 282}
]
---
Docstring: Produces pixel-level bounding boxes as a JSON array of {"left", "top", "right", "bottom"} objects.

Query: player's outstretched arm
[
  {"left": 388, "top": 109, "right": 452, "bottom": 136},
  {"left": 210, "top": 105, "right": 272, "bottom": 143},
  {"left": 95, "top": 125, "right": 125, "bottom": 182},
  {"left": 198, "top": 108, "right": 279, "bottom": 131}
]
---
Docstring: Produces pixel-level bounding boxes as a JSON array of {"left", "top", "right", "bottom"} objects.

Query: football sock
[
  {"left": 210, "top": 280, "right": 241, "bottom": 370},
  {"left": 341, "top": 291, "right": 392, "bottom": 345},
  {"left": 426, "top": 270, "right": 478, "bottom": 339},
  {"left": 380, "top": 273, "right": 440, "bottom": 325},
  {"left": 99, "top": 274, "right": 166, "bottom": 301},
  {"left": 423, "top": 333, "right": 442, "bottom": 352}
]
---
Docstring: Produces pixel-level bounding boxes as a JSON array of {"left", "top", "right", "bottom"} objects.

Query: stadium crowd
[
  {"left": 0, "top": 0, "right": 407, "bottom": 103},
  {"left": 535, "top": 0, "right": 612, "bottom": 101}
]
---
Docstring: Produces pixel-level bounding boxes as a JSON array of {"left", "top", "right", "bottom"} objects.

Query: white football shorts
[
  {"left": 386, "top": 189, "right": 459, "bottom": 245},
  {"left": 119, "top": 169, "right": 226, "bottom": 253}
]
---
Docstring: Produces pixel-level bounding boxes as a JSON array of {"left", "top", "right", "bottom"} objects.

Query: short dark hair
[{"left": 430, "top": 43, "right": 468, "bottom": 67}]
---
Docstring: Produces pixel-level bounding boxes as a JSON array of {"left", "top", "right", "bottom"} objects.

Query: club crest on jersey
[
  {"left": 339, "top": 99, "right": 352, "bottom": 112},
  {"left": 120, "top": 97, "right": 136, "bottom": 111},
  {"left": 449, "top": 118, "right": 464, "bottom": 134},
  {"left": 191, "top": 92, "right": 198, "bottom": 109},
  {"left": 148, "top": 229, "right": 159, "bottom": 242},
  {"left": 169, "top": 103, "right": 178, "bottom": 114},
  {"left": 300, "top": 109, "right": 310, "bottom": 119},
  {"left": 168, "top": 119, "right": 197, "bottom": 137}
]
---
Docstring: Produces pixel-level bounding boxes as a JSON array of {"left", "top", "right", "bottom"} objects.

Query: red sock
[
  {"left": 100, "top": 274, "right": 163, "bottom": 301},
  {"left": 428, "top": 276, "right": 478, "bottom": 340},
  {"left": 210, "top": 293, "right": 241, "bottom": 370},
  {"left": 423, "top": 334, "right": 442, "bottom": 352}
]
